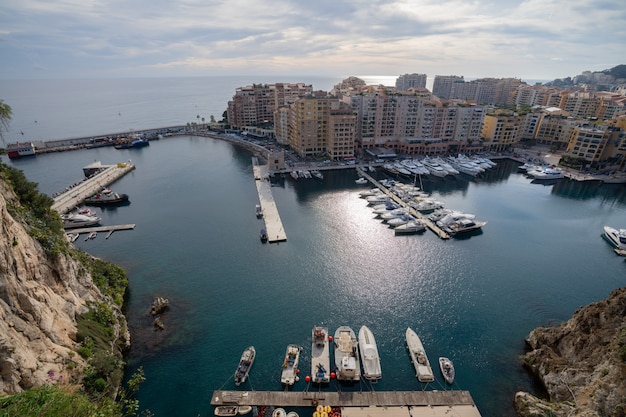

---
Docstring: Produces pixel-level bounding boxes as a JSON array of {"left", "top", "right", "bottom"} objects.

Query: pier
[
  {"left": 211, "top": 390, "right": 481, "bottom": 416},
  {"left": 66, "top": 224, "right": 136, "bottom": 240},
  {"left": 356, "top": 168, "right": 450, "bottom": 239},
  {"left": 252, "top": 158, "right": 287, "bottom": 243},
  {"left": 51, "top": 161, "right": 135, "bottom": 214}
]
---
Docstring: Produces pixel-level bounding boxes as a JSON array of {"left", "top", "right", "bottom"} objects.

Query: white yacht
[
  {"left": 405, "top": 327, "right": 434, "bottom": 382},
  {"left": 394, "top": 220, "right": 426, "bottom": 235},
  {"left": 280, "top": 344, "right": 302, "bottom": 386},
  {"left": 62, "top": 213, "right": 102, "bottom": 229},
  {"left": 311, "top": 326, "right": 330, "bottom": 383},
  {"left": 358, "top": 325, "right": 382, "bottom": 381},
  {"left": 529, "top": 167, "right": 564, "bottom": 180},
  {"left": 387, "top": 214, "right": 413, "bottom": 227},
  {"left": 333, "top": 326, "right": 361, "bottom": 381},
  {"left": 603, "top": 226, "right": 626, "bottom": 249}
]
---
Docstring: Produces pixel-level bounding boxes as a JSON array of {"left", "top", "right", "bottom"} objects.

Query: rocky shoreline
[{"left": 515, "top": 287, "right": 626, "bottom": 417}]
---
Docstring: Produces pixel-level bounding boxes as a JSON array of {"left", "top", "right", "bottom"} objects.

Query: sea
[{"left": 1, "top": 77, "right": 625, "bottom": 417}]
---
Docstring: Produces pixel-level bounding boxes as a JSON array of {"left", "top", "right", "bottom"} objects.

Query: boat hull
[
  {"left": 358, "top": 325, "right": 382, "bottom": 381},
  {"left": 405, "top": 327, "right": 434, "bottom": 382}
]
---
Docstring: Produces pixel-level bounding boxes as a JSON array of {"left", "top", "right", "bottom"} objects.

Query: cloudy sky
[{"left": 1, "top": 0, "right": 624, "bottom": 81}]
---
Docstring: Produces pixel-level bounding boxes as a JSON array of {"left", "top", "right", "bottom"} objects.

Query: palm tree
[{"left": 0, "top": 99, "right": 12, "bottom": 146}]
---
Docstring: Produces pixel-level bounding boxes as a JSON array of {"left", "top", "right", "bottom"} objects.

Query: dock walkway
[
  {"left": 252, "top": 158, "right": 287, "bottom": 243},
  {"left": 211, "top": 390, "right": 481, "bottom": 416},
  {"left": 52, "top": 162, "right": 135, "bottom": 214},
  {"left": 66, "top": 224, "right": 136, "bottom": 239},
  {"left": 356, "top": 168, "right": 449, "bottom": 239}
]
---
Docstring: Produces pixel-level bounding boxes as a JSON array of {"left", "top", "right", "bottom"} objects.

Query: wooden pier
[
  {"left": 252, "top": 158, "right": 287, "bottom": 243},
  {"left": 52, "top": 162, "right": 135, "bottom": 214},
  {"left": 66, "top": 224, "right": 136, "bottom": 240},
  {"left": 211, "top": 390, "right": 482, "bottom": 416},
  {"left": 356, "top": 168, "right": 449, "bottom": 239}
]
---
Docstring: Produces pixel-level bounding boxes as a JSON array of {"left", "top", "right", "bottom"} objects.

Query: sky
[{"left": 1, "top": 0, "right": 625, "bottom": 82}]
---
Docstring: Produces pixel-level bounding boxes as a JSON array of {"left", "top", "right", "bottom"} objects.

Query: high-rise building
[{"left": 395, "top": 73, "right": 427, "bottom": 91}]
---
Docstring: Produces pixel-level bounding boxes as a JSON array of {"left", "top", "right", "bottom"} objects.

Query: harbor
[
  {"left": 51, "top": 161, "right": 135, "bottom": 214},
  {"left": 211, "top": 390, "right": 481, "bottom": 416},
  {"left": 253, "top": 158, "right": 287, "bottom": 243}
]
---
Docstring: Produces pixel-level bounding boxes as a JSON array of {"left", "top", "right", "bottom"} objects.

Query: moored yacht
[
  {"left": 234, "top": 346, "right": 255, "bottom": 386},
  {"left": 333, "top": 326, "right": 360, "bottom": 382},
  {"left": 280, "top": 344, "right": 302, "bottom": 386},
  {"left": 311, "top": 326, "right": 331, "bottom": 383},
  {"left": 405, "top": 327, "right": 434, "bottom": 382},
  {"left": 358, "top": 325, "right": 382, "bottom": 381},
  {"left": 603, "top": 226, "right": 626, "bottom": 249}
]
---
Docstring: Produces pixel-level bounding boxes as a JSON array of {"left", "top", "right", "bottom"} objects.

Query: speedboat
[
  {"left": 234, "top": 346, "right": 255, "bottom": 386},
  {"left": 405, "top": 327, "right": 434, "bottom": 382},
  {"left": 355, "top": 177, "right": 368, "bottom": 184},
  {"left": 311, "top": 326, "right": 330, "bottom": 383},
  {"left": 260, "top": 229, "right": 268, "bottom": 243},
  {"left": 358, "top": 325, "right": 382, "bottom": 381},
  {"left": 280, "top": 344, "right": 302, "bottom": 386},
  {"left": 84, "top": 188, "right": 129, "bottom": 205},
  {"left": 529, "top": 167, "right": 564, "bottom": 180},
  {"left": 394, "top": 220, "right": 426, "bottom": 235},
  {"left": 62, "top": 213, "right": 102, "bottom": 229},
  {"left": 333, "top": 326, "right": 360, "bottom": 381},
  {"left": 603, "top": 226, "right": 626, "bottom": 249},
  {"left": 387, "top": 214, "right": 413, "bottom": 227},
  {"left": 214, "top": 406, "right": 238, "bottom": 416},
  {"left": 442, "top": 218, "right": 487, "bottom": 236},
  {"left": 438, "top": 357, "right": 455, "bottom": 384}
]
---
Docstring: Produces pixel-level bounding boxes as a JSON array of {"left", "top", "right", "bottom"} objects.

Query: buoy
[
  {"left": 305, "top": 375, "right": 311, "bottom": 382},
  {"left": 330, "top": 372, "right": 336, "bottom": 379},
  {"left": 321, "top": 412, "right": 328, "bottom": 417},
  {"left": 296, "top": 369, "right": 300, "bottom": 374},
  {"left": 324, "top": 405, "right": 331, "bottom": 413},
  {"left": 328, "top": 335, "right": 333, "bottom": 342},
  {"left": 313, "top": 412, "right": 320, "bottom": 417},
  {"left": 316, "top": 405, "right": 324, "bottom": 413}
]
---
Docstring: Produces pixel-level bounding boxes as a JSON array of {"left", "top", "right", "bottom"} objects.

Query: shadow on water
[{"left": 552, "top": 178, "right": 626, "bottom": 206}]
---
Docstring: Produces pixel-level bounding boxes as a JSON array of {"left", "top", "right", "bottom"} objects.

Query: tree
[{"left": 0, "top": 99, "right": 12, "bottom": 145}]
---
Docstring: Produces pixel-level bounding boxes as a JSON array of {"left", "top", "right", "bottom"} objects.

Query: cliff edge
[
  {"left": 515, "top": 287, "right": 626, "bottom": 417},
  {"left": 0, "top": 174, "right": 128, "bottom": 395}
]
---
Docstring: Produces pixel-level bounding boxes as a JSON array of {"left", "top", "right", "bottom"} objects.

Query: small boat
[
  {"left": 260, "top": 229, "right": 268, "bottom": 243},
  {"left": 405, "top": 327, "right": 434, "bottom": 382},
  {"left": 334, "top": 326, "right": 361, "bottom": 381},
  {"left": 358, "top": 325, "right": 382, "bottom": 381},
  {"left": 272, "top": 408, "right": 286, "bottom": 417},
  {"left": 355, "top": 177, "right": 368, "bottom": 185},
  {"left": 237, "top": 406, "right": 252, "bottom": 415},
  {"left": 234, "top": 346, "right": 255, "bottom": 386},
  {"left": 311, "top": 326, "right": 331, "bottom": 384},
  {"left": 438, "top": 357, "right": 455, "bottom": 384},
  {"left": 280, "top": 344, "right": 302, "bottom": 386},
  {"left": 311, "top": 170, "right": 324, "bottom": 180},
  {"left": 290, "top": 171, "right": 299, "bottom": 180},
  {"left": 214, "top": 406, "right": 238, "bottom": 416},
  {"left": 86, "top": 231, "right": 97, "bottom": 241},
  {"left": 603, "top": 226, "right": 626, "bottom": 249},
  {"left": 255, "top": 204, "right": 263, "bottom": 218},
  {"left": 84, "top": 188, "right": 129, "bottom": 205}
]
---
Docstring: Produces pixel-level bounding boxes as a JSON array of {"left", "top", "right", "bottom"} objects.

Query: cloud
[{"left": 0, "top": 0, "right": 624, "bottom": 80}]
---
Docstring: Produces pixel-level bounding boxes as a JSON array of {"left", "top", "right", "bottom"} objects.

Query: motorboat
[
  {"left": 528, "top": 166, "right": 564, "bottom": 180},
  {"left": 405, "top": 327, "right": 434, "bottom": 382},
  {"left": 333, "top": 326, "right": 360, "bottom": 381},
  {"left": 311, "top": 326, "right": 330, "bottom": 383},
  {"left": 290, "top": 171, "right": 299, "bottom": 180},
  {"left": 62, "top": 213, "right": 102, "bottom": 229},
  {"left": 214, "top": 406, "right": 238, "bottom": 416},
  {"left": 603, "top": 226, "right": 626, "bottom": 249},
  {"left": 387, "top": 214, "right": 414, "bottom": 227},
  {"left": 366, "top": 194, "right": 389, "bottom": 205},
  {"left": 380, "top": 208, "right": 409, "bottom": 222},
  {"left": 359, "top": 188, "right": 381, "bottom": 198},
  {"left": 358, "top": 325, "right": 382, "bottom": 381},
  {"left": 355, "top": 177, "right": 368, "bottom": 184},
  {"left": 311, "top": 170, "right": 324, "bottom": 180},
  {"left": 260, "top": 229, "right": 268, "bottom": 243},
  {"left": 442, "top": 218, "right": 487, "bottom": 236},
  {"left": 411, "top": 198, "right": 444, "bottom": 213},
  {"left": 438, "top": 357, "right": 455, "bottom": 384},
  {"left": 84, "top": 188, "right": 129, "bottom": 205},
  {"left": 280, "top": 344, "right": 302, "bottom": 386},
  {"left": 234, "top": 346, "right": 255, "bottom": 386},
  {"left": 394, "top": 220, "right": 426, "bottom": 235},
  {"left": 255, "top": 204, "right": 263, "bottom": 218}
]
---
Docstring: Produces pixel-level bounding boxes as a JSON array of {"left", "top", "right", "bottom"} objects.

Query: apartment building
[
  {"left": 481, "top": 112, "right": 525, "bottom": 152},
  {"left": 395, "top": 73, "right": 427, "bottom": 91},
  {"left": 565, "top": 125, "right": 616, "bottom": 165}
]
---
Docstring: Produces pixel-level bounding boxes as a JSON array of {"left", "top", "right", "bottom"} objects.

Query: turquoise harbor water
[{"left": 2, "top": 78, "right": 626, "bottom": 417}]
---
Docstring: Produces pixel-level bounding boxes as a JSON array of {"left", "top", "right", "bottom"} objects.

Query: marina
[
  {"left": 210, "top": 390, "right": 481, "bottom": 416},
  {"left": 252, "top": 158, "right": 287, "bottom": 243},
  {"left": 51, "top": 161, "right": 135, "bottom": 214}
]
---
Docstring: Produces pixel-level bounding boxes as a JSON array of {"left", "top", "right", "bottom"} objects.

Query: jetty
[
  {"left": 356, "top": 168, "right": 449, "bottom": 239},
  {"left": 51, "top": 161, "right": 135, "bottom": 214},
  {"left": 211, "top": 390, "right": 481, "bottom": 416},
  {"left": 66, "top": 224, "right": 136, "bottom": 240},
  {"left": 252, "top": 158, "right": 287, "bottom": 243}
]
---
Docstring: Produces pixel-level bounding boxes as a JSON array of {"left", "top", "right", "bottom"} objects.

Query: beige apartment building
[{"left": 481, "top": 112, "right": 525, "bottom": 152}]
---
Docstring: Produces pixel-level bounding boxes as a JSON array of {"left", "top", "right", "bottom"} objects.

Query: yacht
[
  {"left": 355, "top": 177, "right": 368, "bottom": 185},
  {"left": 438, "top": 357, "right": 455, "bottom": 384},
  {"left": 405, "top": 327, "right": 434, "bottom": 382},
  {"left": 62, "top": 213, "right": 102, "bottom": 229},
  {"left": 311, "top": 326, "right": 331, "bottom": 383},
  {"left": 529, "top": 167, "right": 564, "bottom": 180},
  {"left": 387, "top": 214, "right": 413, "bottom": 227},
  {"left": 333, "top": 326, "right": 360, "bottom": 381},
  {"left": 234, "top": 346, "right": 255, "bottom": 386},
  {"left": 84, "top": 188, "right": 129, "bottom": 206},
  {"left": 394, "top": 220, "right": 426, "bottom": 235},
  {"left": 603, "top": 226, "right": 626, "bottom": 249},
  {"left": 358, "top": 325, "right": 382, "bottom": 381},
  {"left": 442, "top": 218, "right": 487, "bottom": 236},
  {"left": 280, "top": 344, "right": 302, "bottom": 386}
]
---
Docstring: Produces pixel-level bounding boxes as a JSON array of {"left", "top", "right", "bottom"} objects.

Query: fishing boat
[
  {"left": 84, "top": 188, "right": 129, "bottom": 205},
  {"left": 333, "top": 326, "right": 360, "bottom": 381},
  {"left": 358, "top": 325, "right": 382, "bottom": 381},
  {"left": 438, "top": 357, "right": 455, "bottom": 384},
  {"left": 234, "top": 346, "right": 255, "bottom": 386},
  {"left": 280, "top": 344, "right": 302, "bottom": 386},
  {"left": 311, "top": 326, "right": 330, "bottom": 383},
  {"left": 405, "top": 327, "right": 434, "bottom": 382}
]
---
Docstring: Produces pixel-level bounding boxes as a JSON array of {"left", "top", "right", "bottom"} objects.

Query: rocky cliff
[
  {"left": 515, "top": 287, "right": 626, "bottom": 417},
  {"left": 0, "top": 177, "right": 128, "bottom": 395}
]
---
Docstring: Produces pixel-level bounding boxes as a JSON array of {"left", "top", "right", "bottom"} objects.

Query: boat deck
[
  {"left": 356, "top": 168, "right": 449, "bottom": 239},
  {"left": 252, "top": 159, "right": 287, "bottom": 243},
  {"left": 52, "top": 162, "right": 135, "bottom": 214},
  {"left": 211, "top": 390, "right": 481, "bottom": 416}
]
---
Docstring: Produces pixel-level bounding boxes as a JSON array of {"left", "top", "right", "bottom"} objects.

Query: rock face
[
  {"left": 0, "top": 180, "right": 127, "bottom": 394},
  {"left": 516, "top": 287, "right": 626, "bottom": 417}
]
